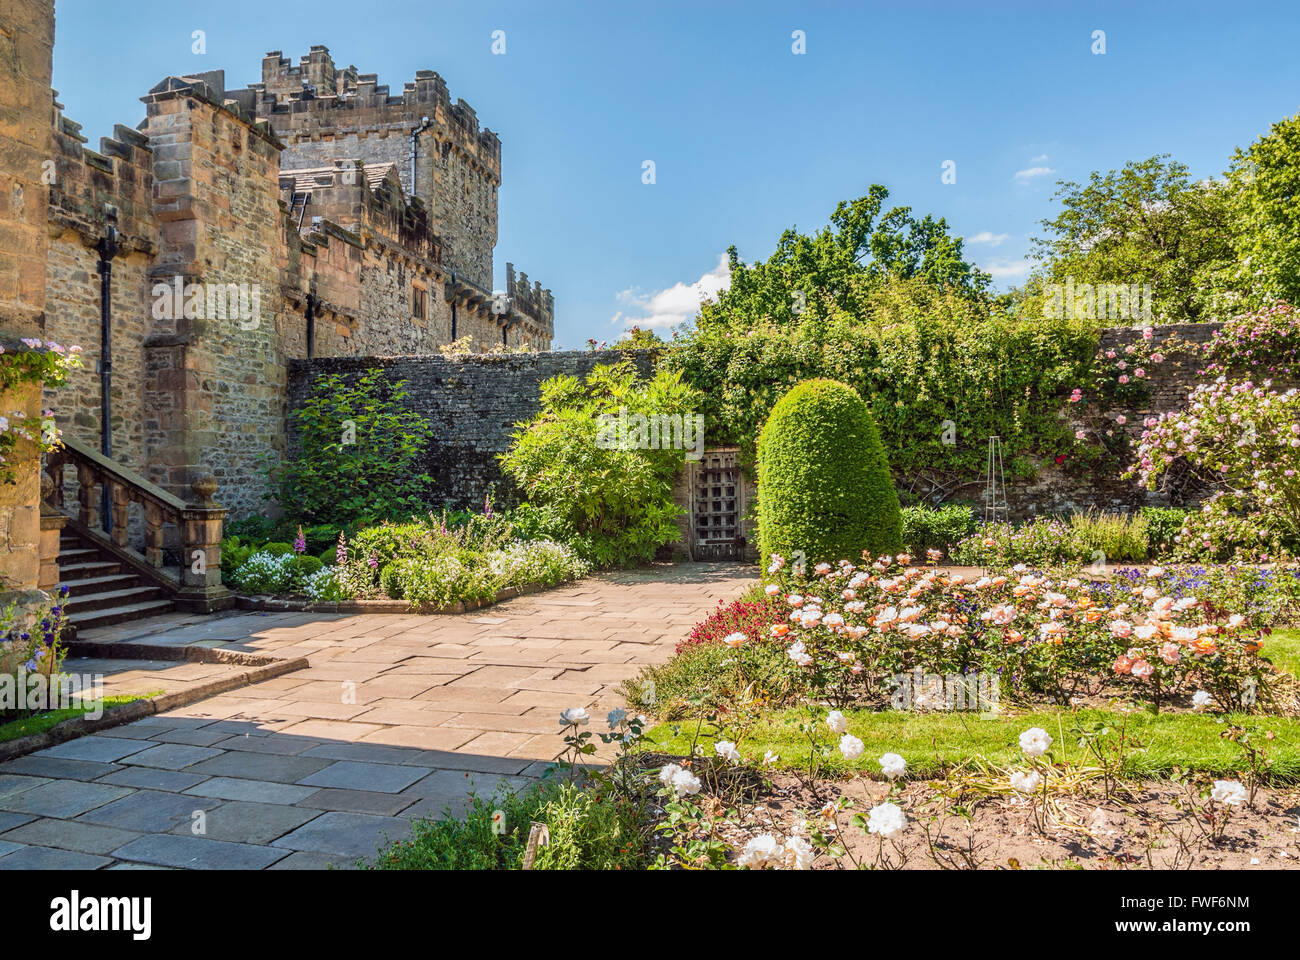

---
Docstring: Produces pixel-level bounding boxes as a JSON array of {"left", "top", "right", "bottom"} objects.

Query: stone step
[
  {"left": 59, "top": 573, "right": 141, "bottom": 596},
  {"left": 68, "top": 598, "right": 176, "bottom": 631},
  {"left": 57, "top": 559, "right": 123, "bottom": 579},
  {"left": 58, "top": 547, "right": 102, "bottom": 564},
  {"left": 64, "top": 584, "right": 164, "bottom": 614}
]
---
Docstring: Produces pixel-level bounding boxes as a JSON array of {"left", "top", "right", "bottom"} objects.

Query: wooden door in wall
[{"left": 689, "top": 448, "right": 744, "bottom": 561}]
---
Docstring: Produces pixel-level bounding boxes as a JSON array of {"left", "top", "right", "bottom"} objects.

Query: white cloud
[
  {"left": 966, "top": 231, "right": 1009, "bottom": 247},
  {"left": 1013, "top": 165, "right": 1055, "bottom": 183},
  {"left": 1031, "top": 153, "right": 1049, "bottom": 163},
  {"left": 981, "top": 259, "right": 1032, "bottom": 281},
  {"left": 612, "top": 253, "right": 731, "bottom": 331}
]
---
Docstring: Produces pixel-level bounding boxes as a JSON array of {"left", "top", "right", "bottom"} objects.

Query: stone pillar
[
  {"left": 37, "top": 473, "right": 66, "bottom": 590},
  {"left": 175, "top": 475, "right": 233, "bottom": 612},
  {"left": 0, "top": 0, "right": 55, "bottom": 597}
]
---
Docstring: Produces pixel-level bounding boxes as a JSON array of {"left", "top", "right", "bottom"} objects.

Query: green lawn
[
  {"left": 1265, "top": 627, "right": 1300, "bottom": 677},
  {"left": 643, "top": 706, "right": 1300, "bottom": 782},
  {"left": 0, "top": 694, "right": 154, "bottom": 744}
]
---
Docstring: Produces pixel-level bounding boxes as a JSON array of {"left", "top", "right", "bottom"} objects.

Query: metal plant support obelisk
[{"left": 983, "top": 436, "right": 1009, "bottom": 524}]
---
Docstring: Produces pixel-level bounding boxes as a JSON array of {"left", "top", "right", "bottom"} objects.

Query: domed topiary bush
[{"left": 757, "top": 378, "right": 902, "bottom": 568}]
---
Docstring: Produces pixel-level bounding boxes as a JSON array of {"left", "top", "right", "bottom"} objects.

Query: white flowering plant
[{"left": 1131, "top": 377, "right": 1300, "bottom": 562}]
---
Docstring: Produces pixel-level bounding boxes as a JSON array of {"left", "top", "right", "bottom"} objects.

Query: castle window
[{"left": 412, "top": 285, "right": 427, "bottom": 320}]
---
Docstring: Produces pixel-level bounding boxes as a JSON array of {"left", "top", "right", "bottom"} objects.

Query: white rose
[
  {"left": 1192, "top": 690, "right": 1213, "bottom": 711},
  {"left": 866, "top": 801, "right": 908, "bottom": 839},
  {"left": 738, "top": 834, "right": 780, "bottom": 869},
  {"left": 715, "top": 740, "right": 741, "bottom": 763},
  {"left": 671, "top": 768, "right": 702, "bottom": 797},
  {"left": 826, "top": 710, "right": 848, "bottom": 734},
  {"left": 559, "top": 707, "right": 589, "bottom": 727},
  {"left": 879, "top": 752, "right": 906, "bottom": 780},
  {"left": 781, "top": 835, "right": 815, "bottom": 870},
  {"left": 1018, "top": 727, "right": 1052, "bottom": 757},
  {"left": 1210, "top": 780, "right": 1247, "bottom": 806},
  {"left": 1010, "top": 770, "right": 1042, "bottom": 793},
  {"left": 839, "top": 734, "right": 865, "bottom": 760},
  {"left": 606, "top": 707, "right": 628, "bottom": 728}
]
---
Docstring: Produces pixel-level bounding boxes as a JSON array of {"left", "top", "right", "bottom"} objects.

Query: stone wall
[
  {"left": 992, "top": 323, "right": 1232, "bottom": 519},
  {"left": 286, "top": 350, "right": 657, "bottom": 509},
  {"left": 0, "top": 0, "right": 55, "bottom": 592},
  {"left": 285, "top": 326, "right": 1242, "bottom": 528}
]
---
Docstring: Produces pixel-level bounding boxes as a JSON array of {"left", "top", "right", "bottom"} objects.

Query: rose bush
[
  {"left": 1131, "top": 376, "right": 1300, "bottom": 560},
  {"left": 750, "top": 552, "right": 1276, "bottom": 712}
]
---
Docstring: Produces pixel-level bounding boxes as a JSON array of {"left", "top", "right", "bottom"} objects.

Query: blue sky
[{"left": 52, "top": 0, "right": 1300, "bottom": 349}]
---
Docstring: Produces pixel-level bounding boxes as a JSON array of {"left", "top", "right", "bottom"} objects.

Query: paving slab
[
  {"left": 182, "top": 752, "right": 333, "bottom": 783},
  {"left": 94, "top": 767, "right": 210, "bottom": 792},
  {"left": 35, "top": 736, "right": 152, "bottom": 764},
  {"left": 0, "top": 779, "right": 132, "bottom": 818},
  {"left": 110, "top": 833, "right": 290, "bottom": 870},
  {"left": 0, "top": 818, "right": 141, "bottom": 855},
  {"left": 0, "top": 756, "right": 124, "bottom": 780},
  {"left": 294, "top": 788, "right": 417, "bottom": 816},
  {"left": 173, "top": 800, "right": 322, "bottom": 844},
  {"left": 295, "top": 760, "right": 428, "bottom": 794},
  {"left": 270, "top": 811, "right": 412, "bottom": 860},
  {"left": 183, "top": 777, "right": 319, "bottom": 805},
  {"left": 77, "top": 790, "right": 221, "bottom": 832},
  {"left": 120, "top": 743, "right": 225, "bottom": 770},
  {"left": 0, "top": 845, "right": 112, "bottom": 870}
]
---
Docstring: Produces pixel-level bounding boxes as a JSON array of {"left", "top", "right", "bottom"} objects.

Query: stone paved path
[{"left": 0, "top": 563, "right": 752, "bottom": 869}]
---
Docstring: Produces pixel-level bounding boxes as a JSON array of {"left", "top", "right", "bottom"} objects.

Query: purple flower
[
  {"left": 335, "top": 531, "right": 348, "bottom": 565},
  {"left": 368, "top": 553, "right": 380, "bottom": 570},
  {"left": 293, "top": 526, "right": 306, "bottom": 554}
]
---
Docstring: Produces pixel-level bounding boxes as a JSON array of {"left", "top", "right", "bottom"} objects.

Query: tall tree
[
  {"left": 695, "top": 186, "right": 991, "bottom": 332},
  {"left": 1026, "top": 156, "right": 1237, "bottom": 323}
]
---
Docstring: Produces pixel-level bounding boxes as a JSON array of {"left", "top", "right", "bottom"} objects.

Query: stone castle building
[{"left": 40, "top": 43, "right": 553, "bottom": 519}]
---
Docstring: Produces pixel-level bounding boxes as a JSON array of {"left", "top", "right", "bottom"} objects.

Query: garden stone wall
[
  {"left": 288, "top": 323, "right": 1276, "bottom": 526},
  {"left": 286, "top": 350, "right": 657, "bottom": 509}
]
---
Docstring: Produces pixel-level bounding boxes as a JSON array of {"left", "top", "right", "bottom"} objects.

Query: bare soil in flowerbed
[{"left": 708, "top": 773, "right": 1300, "bottom": 870}]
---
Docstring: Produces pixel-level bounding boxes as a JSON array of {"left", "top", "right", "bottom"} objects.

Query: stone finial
[
  {"left": 40, "top": 472, "right": 54, "bottom": 501},
  {"left": 191, "top": 475, "right": 219, "bottom": 503}
]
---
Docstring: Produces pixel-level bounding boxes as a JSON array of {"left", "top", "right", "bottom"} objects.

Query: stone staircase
[{"left": 57, "top": 526, "right": 175, "bottom": 631}]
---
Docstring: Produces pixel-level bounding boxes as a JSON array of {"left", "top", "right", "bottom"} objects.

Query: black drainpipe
[
  {"left": 409, "top": 116, "right": 432, "bottom": 195},
  {"left": 449, "top": 271, "right": 457, "bottom": 340},
  {"left": 96, "top": 207, "right": 121, "bottom": 532},
  {"left": 305, "top": 293, "right": 319, "bottom": 359}
]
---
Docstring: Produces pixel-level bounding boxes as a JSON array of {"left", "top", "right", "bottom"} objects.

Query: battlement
[
  {"left": 505, "top": 262, "right": 555, "bottom": 339},
  {"left": 279, "top": 158, "right": 442, "bottom": 268},
  {"left": 231, "top": 46, "right": 501, "bottom": 180},
  {"left": 48, "top": 92, "right": 157, "bottom": 252}
]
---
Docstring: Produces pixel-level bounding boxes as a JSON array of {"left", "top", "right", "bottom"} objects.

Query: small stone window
[{"left": 411, "top": 285, "right": 427, "bottom": 320}]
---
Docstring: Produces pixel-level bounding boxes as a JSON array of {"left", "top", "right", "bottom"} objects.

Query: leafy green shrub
[
  {"left": 1142, "top": 507, "right": 1189, "bottom": 557},
  {"left": 220, "top": 536, "right": 259, "bottom": 580},
  {"left": 622, "top": 638, "right": 800, "bottom": 719},
  {"left": 266, "top": 369, "right": 435, "bottom": 527},
  {"left": 318, "top": 546, "right": 338, "bottom": 566},
  {"left": 374, "top": 780, "right": 647, "bottom": 871},
  {"left": 757, "top": 379, "right": 902, "bottom": 568},
  {"left": 261, "top": 542, "right": 294, "bottom": 557},
  {"left": 1067, "top": 510, "right": 1148, "bottom": 563},
  {"left": 224, "top": 514, "right": 278, "bottom": 542},
  {"left": 498, "top": 361, "right": 701, "bottom": 567},
  {"left": 900, "top": 503, "right": 976, "bottom": 557},
  {"left": 953, "top": 511, "right": 1150, "bottom": 567},
  {"left": 288, "top": 554, "right": 324, "bottom": 587},
  {"left": 379, "top": 562, "right": 403, "bottom": 600}
]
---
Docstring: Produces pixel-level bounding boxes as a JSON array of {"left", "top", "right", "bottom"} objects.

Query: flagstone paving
[{"left": 0, "top": 563, "right": 752, "bottom": 869}]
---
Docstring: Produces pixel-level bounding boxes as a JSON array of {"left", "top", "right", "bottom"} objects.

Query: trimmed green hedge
[{"left": 757, "top": 379, "right": 902, "bottom": 567}]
